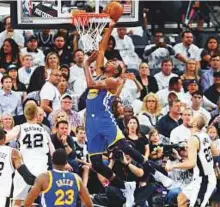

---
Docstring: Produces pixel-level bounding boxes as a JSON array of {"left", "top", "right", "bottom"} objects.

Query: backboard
[{"left": 11, "top": 0, "right": 140, "bottom": 29}]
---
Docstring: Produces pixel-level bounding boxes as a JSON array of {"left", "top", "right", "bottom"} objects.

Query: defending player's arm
[
  {"left": 76, "top": 174, "right": 94, "bottom": 207},
  {"left": 5, "top": 125, "right": 20, "bottom": 143},
  {"left": 24, "top": 173, "right": 47, "bottom": 207},
  {"left": 12, "top": 149, "right": 36, "bottom": 185},
  {"left": 166, "top": 137, "right": 198, "bottom": 171}
]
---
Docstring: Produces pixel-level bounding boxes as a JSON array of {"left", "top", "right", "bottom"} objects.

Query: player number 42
[{"left": 55, "top": 189, "right": 74, "bottom": 205}]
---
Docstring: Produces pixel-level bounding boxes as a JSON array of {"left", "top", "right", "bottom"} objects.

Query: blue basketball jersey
[
  {"left": 41, "top": 170, "right": 80, "bottom": 207},
  {"left": 86, "top": 88, "right": 115, "bottom": 119}
]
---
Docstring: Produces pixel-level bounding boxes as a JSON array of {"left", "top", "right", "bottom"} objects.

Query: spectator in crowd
[
  {"left": 73, "top": 126, "right": 91, "bottom": 186},
  {"left": 170, "top": 107, "right": 192, "bottom": 144},
  {"left": 125, "top": 116, "right": 149, "bottom": 159},
  {"left": 51, "top": 120, "right": 78, "bottom": 172},
  {"left": 45, "top": 52, "right": 60, "bottom": 80},
  {"left": 200, "top": 36, "right": 220, "bottom": 70},
  {"left": 26, "top": 66, "right": 46, "bottom": 102},
  {"left": 104, "top": 35, "right": 122, "bottom": 61},
  {"left": 154, "top": 58, "right": 178, "bottom": 90},
  {"left": 138, "top": 93, "right": 162, "bottom": 129},
  {"left": 37, "top": 106, "right": 50, "bottom": 134},
  {"left": 117, "top": 105, "right": 134, "bottom": 133},
  {"left": 210, "top": 96, "right": 220, "bottom": 119},
  {"left": 40, "top": 69, "right": 61, "bottom": 114},
  {"left": 207, "top": 125, "right": 220, "bottom": 155},
  {"left": 0, "top": 112, "right": 14, "bottom": 133},
  {"left": 44, "top": 33, "right": 72, "bottom": 66},
  {"left": 191, "top": 90, "right": 211, "bottom": 123},
  {"left": 37, "top": 29, "right": 53, "bottom": 51},
  {"left": 180, "top": 59, "right": 200, "bottom": 92},
  {"left": 114, "top": 27, "right": 141, "bottom": 69},
  {"left": 0, "top": 16, "right": 24, "bottom": 48},
  {"left": 204, "top": 71, "right": 220, "bottom": 105},
  {"left": 68, "top": 49, "right": 86, "bottom": 93},
  {"left": 49, "top": 94, "right": 83, "bottom": 133},
  {"left": 0, "top": 75, "right": 23, "bottom": 116},
  {"left": 18, "top": 54, "right": 35, "bottom": 89},
  {"left": 156, "top": 99, "right": 182, "bottom": 138},
  {"left": 173, "top": 30, "right": 201, "bottom": 73},
  {"left": 120, "top": 72, "right": 143, "bottom": 107},
  {"left": 136, "top": 62, "right": 158, "bottom": 101},
  {"left": 184, "top": 79, "right": 216, "bottom": 111},
  {"left": 112, "top": 98, "right": 125, "bottom": 131},
  {"left": 157, "top": 77, "right": 185, "bottom": 107},
  {"left": 21, "top": 34, "right": 45, "bottom": 67},
  {"left": 201, "top": 54, "right": 220, "bottom": 92},
  {"left": 57, "top": 75, "right": 74, "bottom": 97},
  {"left": 143, "top": 30, "right": 175, "bottom": 73},
  {"left": 7, "top": 64, "right": 26, "bottom": 101},
  {"left": 0, "top": 38, "right": 21, "bottom": 73},
  {"left": 148, "top": 128, "right": 164, "bottom": 165},
  {"left": 60, "top": 64, "right": 70, "bottom": 82}
]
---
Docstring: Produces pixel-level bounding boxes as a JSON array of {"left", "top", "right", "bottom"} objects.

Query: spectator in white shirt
[
  {"left": 21, "top": 35, "right": 45, "bottom": 67},
  {"left": 69, "top": 49, "right": 87, "bottom": 96},
  {"left": 190, "top": 90, "right": 211, "bottom": 123},
  {"left": 114, "top": 27, "right": 140, "bottom": 69},
  {"left": 0, "top": 16, "right": 24, "bottom": 48},
  {"left": 170, "top": 108, "right": 193, "bottom": 144},
  {"left": 173, "top": 31, "right": 201, "bottom": 73},
  {"left": 143, "top": 30, "right": 175, "bottom": 73},
  {"left": 40, "top": 69, "right": 61, "bottom": 114},
  {"left": 157, "top": 77, "right": 186, "bottom": 108},
  {"left": 154, "top": 58, "right": 178, "bottom": 90},
  {"left": 18, "top": 54, "right": 35, "bottom": 88}
]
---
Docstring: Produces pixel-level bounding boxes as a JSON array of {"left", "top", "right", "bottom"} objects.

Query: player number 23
[{"left": 55, "top": 189, "right": 74, "bottom": 205}]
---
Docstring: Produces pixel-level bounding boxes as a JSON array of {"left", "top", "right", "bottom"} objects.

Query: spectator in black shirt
[
  {"left": 204, "top": 71, "right": 220, "bottom": 104},
  {"left": 50, "top": 120, "right": 78, "bottom": 172},
  {"left": 105, "top": 36, "right": 122, "bottom": 61},
  {"left": 156, "top": 99, "right": 182, "bottom": 138},
  {"left": 44, "top": 33, "right": 72, "bottom": 66}
]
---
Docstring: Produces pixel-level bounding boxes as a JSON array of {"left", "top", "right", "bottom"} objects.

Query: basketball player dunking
[
  {"left": 166, "top": 114, "right": 218, "bottom": 207},
  {"left": 6, "top": 103, "right": 55, "bottom": 207}
]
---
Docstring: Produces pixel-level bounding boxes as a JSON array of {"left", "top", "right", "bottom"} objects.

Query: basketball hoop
[{"left": 72, "top": 12, "right": 110, "bottom": 53}]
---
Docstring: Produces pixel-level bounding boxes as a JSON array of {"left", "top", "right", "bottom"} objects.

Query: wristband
[{"left": 63, "top": 144, "right": 68, "bottom": 148}]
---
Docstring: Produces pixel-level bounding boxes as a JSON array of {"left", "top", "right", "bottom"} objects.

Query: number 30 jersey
[
  {"left": 41, "top": 170, "right": 80, "bottom": 207},
  {"left": 18, "top": 123, "right": 50, "bottom": 176},
  {"left": 193, "top": 132, "right": 215, "bottom": 178}
]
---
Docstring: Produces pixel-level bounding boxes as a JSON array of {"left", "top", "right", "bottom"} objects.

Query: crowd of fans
[{"left": 0, "top": 14, "right": 220, "bottom": 206}]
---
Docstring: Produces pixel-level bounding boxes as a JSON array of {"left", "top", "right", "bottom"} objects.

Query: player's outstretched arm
[
  {"left": 166, "top": 137, "right": 198, "bottom": 171},
  {"left": 24, "top": 173, "right": 48, "bottom": 207},
  {"left": 12, "top": 149, "right": 36, "bottom": 185},
  {"left": 77, "top": 174, "right": 94, "bottom": 207}
]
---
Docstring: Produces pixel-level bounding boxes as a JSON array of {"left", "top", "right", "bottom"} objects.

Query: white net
[{"left": 73, "top": 14, "right": 110, "bottom": 53}]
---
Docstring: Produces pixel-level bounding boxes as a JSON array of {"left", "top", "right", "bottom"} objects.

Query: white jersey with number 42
[
  {"left": 18, "top": 123, "right": 50, "bottom": 176},
  {"left": 193, "top": 131, "right": 215, "bottom": 178}
]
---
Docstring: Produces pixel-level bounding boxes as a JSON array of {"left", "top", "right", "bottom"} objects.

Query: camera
[
  {"left": 112, "top": 149, "right": 124, "bottom": 162},
  {"left": 163, "top": 142, "right": 186, "bottom": 158}
]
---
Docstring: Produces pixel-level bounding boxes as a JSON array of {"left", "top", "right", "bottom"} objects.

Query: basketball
[{"left": 105, "top": 1, "right": 124, "bottom": 22}]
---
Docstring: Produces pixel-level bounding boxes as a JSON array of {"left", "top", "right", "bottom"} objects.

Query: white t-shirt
[
  {"left": 143, "top": 44, "right": 173, "bottom": 70},
  {"left": 69, "top": 64, "right": 85, "bottom": 90},
  {"left": 154, "top": 72, "right": 178, "bottom": 90},
  {"left": 192, "top": 107, "right": 211, "bottom": 124},
  {"left": 173, "top": 43, "right": 201, "bottom": 72},
  {"left": 40, "top": 81, "right": 61, "bottom": 111},
  {"left": 21, "top": 47, "right": 45, "bottom": 67},
  {"left": 18, "top": 66, "right": 35, "bottom": 88},
  {"left": 170, "top": 124, "right": 191, "bottom": 144}
]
